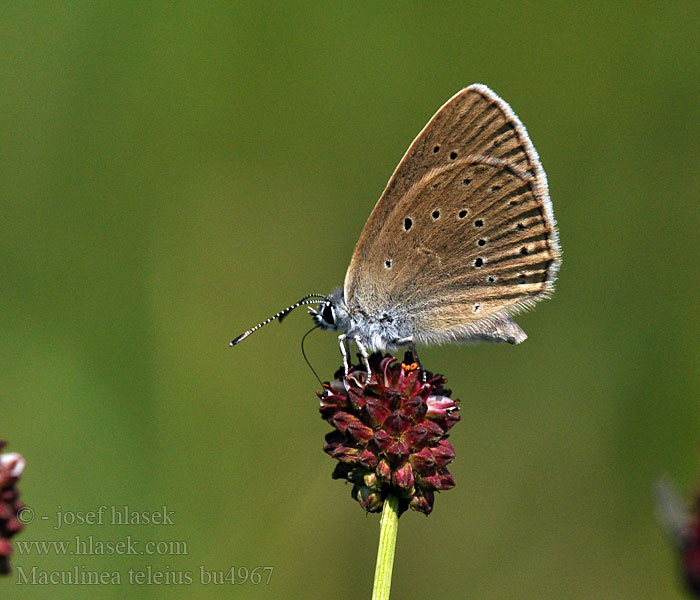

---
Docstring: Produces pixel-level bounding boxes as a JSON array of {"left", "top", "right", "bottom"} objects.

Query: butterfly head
[
  {"left": 310, "top": 288, "right": 350, "bottom": 333},
  {"left": 311, "top": 300, "right": 336, "bottom": 330}
]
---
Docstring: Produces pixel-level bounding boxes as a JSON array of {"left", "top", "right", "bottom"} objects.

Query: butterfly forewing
[{"left": 343, "top": 84, "right": 560, "bottom": 338}]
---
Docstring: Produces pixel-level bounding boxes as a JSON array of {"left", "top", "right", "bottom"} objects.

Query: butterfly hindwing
[{"left": 343, "top": 84, "right": 560, "bottom": 342}]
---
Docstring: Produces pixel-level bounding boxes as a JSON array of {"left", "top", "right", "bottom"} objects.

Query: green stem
[{"left": 372, "top": 494, "right": 400, "bottom": 600}]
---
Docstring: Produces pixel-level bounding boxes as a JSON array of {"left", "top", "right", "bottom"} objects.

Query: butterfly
[{"left": 232, "top": 84, "right": 561, "bottom": 374}]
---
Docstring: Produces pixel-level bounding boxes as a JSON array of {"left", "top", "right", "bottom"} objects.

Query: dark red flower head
[
  {"left": 319, "top": 352, "right": 460, "bottom": 516},
  {"left": 0, "top": 441, "right": 26, "bottom": 575}
]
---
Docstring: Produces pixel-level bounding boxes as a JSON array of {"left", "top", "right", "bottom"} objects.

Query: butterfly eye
[{"left": 322, "top": 302, "right": 335, "bottom": 325}]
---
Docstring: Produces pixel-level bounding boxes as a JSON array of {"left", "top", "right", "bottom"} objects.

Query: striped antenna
[{"left": 230, "top": 294, "right": 327, "bottom": 347}]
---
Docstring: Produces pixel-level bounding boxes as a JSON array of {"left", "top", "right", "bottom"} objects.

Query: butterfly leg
[
  {"left": 354, "top": 338, "right": 372, "bottom": 376},
  {"left": 338, "top": 334, "right": 350, "bottom": 374},
  {"left": 410, "top": 343, "right": 428, "bottom": 383}
]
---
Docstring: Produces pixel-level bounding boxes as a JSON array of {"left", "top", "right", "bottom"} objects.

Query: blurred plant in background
[
  {"left": 656, "top": 475, "right": 700, "bottom": 597},
  {"left": 0, "top": 442, "right": 26, "bottom": 575}
]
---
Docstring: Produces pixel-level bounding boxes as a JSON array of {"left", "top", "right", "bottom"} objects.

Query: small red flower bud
[
  {"left": 431, "top": 440, "right": 456, "bottom": 468},
  {"left": 376, "top": 459, "right": 392, "bottom": 483},
  {"left": 420, "top": 468, "right": 456, "bottom": 491},
  {"left": 358, "top": 449, "right": 378, "bottom": 469},
  {"left": 384, "top": 441, "right": 410, "bottom": 466},
  {"left": 392, "top": 462, "right": 415, "bottom": 495},
  {"left": 363, "top": 398, "right": 392, "bottom": 428},
  {"left": 384, "top": 411, "right": 412, "bottom": 436},
  {"left": 409, "top": 491, "right": 434, "bottom": 514},
  {"left": 409, "top": 447, "right": 436, "bottom": 471},
  {"left": 373, "top": 429, "right": 393, "bottom": 451},
  {"left": 426, "top": 394, "right": 458, "bottom": 418},
  {"left": 356, "top": 486, "right": 384, "bottom": 513},
  {"left": 401, "top": 395, "right": 428, "bottom": 420},
  {"left": 329, "top": 445, "right": 360, "bottom": 464},
  {"left": 401, "top": 423, "right": 430, "bottom": 448},
  {"left": 364, "top": 472, "right": 378, "bottom": 488},
  {"left": 329, "top": 411, "right": 356, "bottom": 433},
  {"left": 346, "top": 420, "right": 375, "bottom": 444}
]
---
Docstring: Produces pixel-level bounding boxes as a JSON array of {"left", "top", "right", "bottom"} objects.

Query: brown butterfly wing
[{"left": 343, "top": 84, "right": 560, "bottom": 338}]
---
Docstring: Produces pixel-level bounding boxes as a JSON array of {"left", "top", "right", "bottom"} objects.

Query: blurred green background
[{"left": 2, "top": 2, "right": 699, "bottom": 598}]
